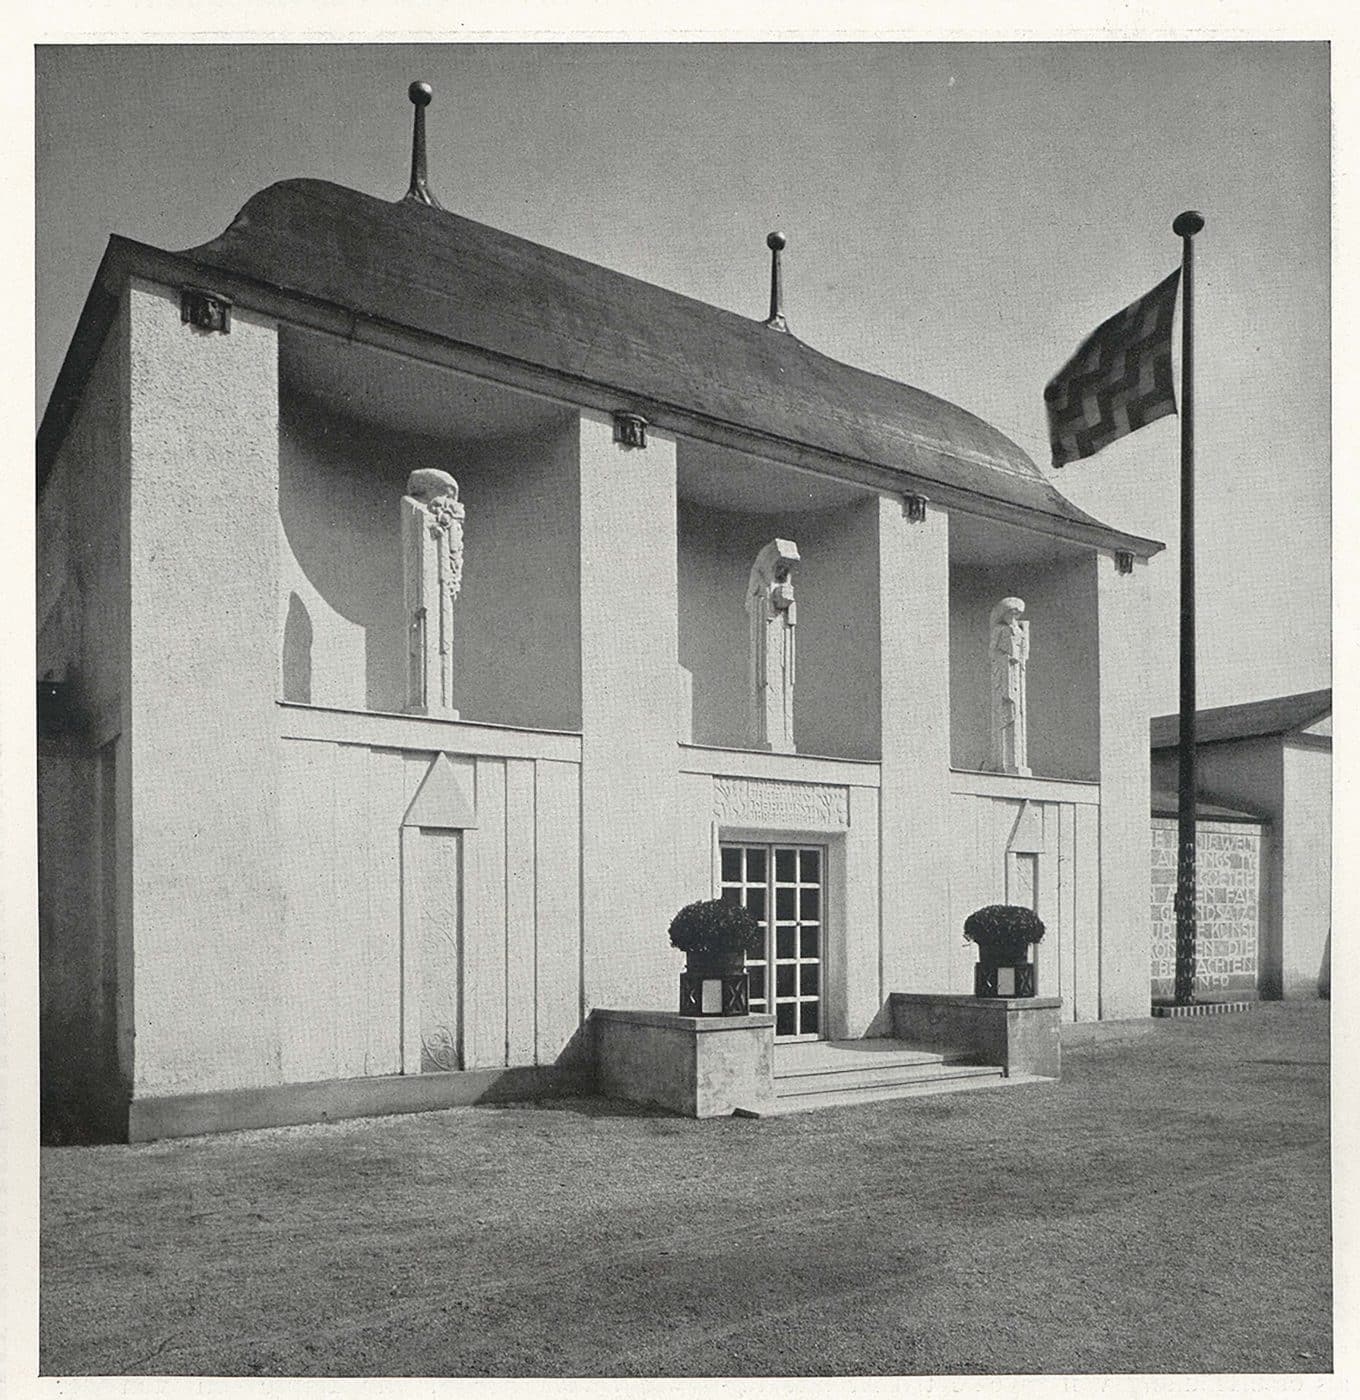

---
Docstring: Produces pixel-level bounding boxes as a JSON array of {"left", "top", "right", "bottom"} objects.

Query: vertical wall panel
[
  {"left": 279, "top": 740, "right": 337, "bottom": 1083},
  {"left": 504, "top": 758, "right": 537, "bottom": 1066},
  {"left": 1058, "top": 806, "right": 1081, "bottom": 1024},
  {"left": 842, "top": 785, "right": 880, "bottom": 1038},
  {"left": 1096, "top": 553, "right": 1153, "bottom": 1017},
  {"left": 332, "top": 743, "right": 371, "bottom": 1080},
  {"left": 534, "top": 759, "right": 581, "bottom": 1064},
  {"left": 579, "top": 413, "right": 680, "bottom": 1012},
  {"left": 398, "top": 750, "right": 428, "bottom": 1073},
  {"left": 129, "top": 291, "right": 282, "bottom": 1096},
  {"left": 415, "top": 829, "right": 462, "bottom": 1071},
  {"left": 364, "top": 749, "right": 405, "bottom": 1074},
  {"left": 1074, "top": 802, "right": 1101, "bottom": 1021},
  {"left": 1057, "top": 804, "right": 1077, "bottom": 1022},
  {"left": 464, "top": 757, "right": 508, "bottom": 1068},
  {"left": 993, "top": 799, "right": 1016, "bottom": 897},
  {"left": 879, "top": 497, "right": 954, "bottom": 995},
  {"left": 947, "top": 793, "right": 983, "bottom": 993},
  {"left": 1035, "top": 805, "right": 1060, "bottom": 1003},
  {"left": 274, "top": 736, "right": 582, "bottom": 1085}
]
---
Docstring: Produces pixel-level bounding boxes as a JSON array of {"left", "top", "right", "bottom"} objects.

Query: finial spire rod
[
  {"left": 764, "top": 231, "right": 789, "bottom": 332},
  {"left": 405, "top": 81, "right": 443, "bottom": 209}
]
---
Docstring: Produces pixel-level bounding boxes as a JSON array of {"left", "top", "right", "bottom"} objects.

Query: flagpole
[{"left": 1172, "top": 209, "right": 1205, "bottom": 1006}]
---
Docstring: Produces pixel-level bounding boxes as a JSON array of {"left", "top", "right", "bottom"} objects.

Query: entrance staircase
[{"left": 759, "top": 1037, "right": 1032, "bottom": 1115}]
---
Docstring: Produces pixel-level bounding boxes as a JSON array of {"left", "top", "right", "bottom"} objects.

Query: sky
[{"left": 34, "top": 40, "right": 1331, "bottom": 713}]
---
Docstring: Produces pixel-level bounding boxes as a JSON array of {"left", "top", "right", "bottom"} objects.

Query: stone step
[
  {"left": 754, "top": 1067, "right": 1044, "bottom": 1117},
  {"left": 772, "top": 1037, "right": 961, "bottom": 1075},
  {"left": 773, "top": 1058, "right": 984, "bottom": 1096}
]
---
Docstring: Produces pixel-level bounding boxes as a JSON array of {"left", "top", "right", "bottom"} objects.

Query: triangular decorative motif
[
  {"left": 402, "top": 753, "right": 478, "bottom": 830},
  {"left": 1005, "top": 799, "right": 1045, "bottom": 855}
]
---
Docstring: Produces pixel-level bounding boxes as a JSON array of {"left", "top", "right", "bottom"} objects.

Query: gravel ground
[{"left": 40, "top": 1001, "right": 1331, "bottom": 1377}]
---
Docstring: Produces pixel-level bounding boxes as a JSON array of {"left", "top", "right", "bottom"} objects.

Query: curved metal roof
[
  {"left": 41, "top": 176, "right": 1162, "bottom": 556},
  {"left": 183, "top": 179, "right": 1153, "bottom": 551}
]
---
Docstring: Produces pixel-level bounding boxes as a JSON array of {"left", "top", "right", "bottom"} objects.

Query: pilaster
[
  {"left": 127, "top": 278, "right": 283, "bottom": 1094},
  {"left": 878, "top": 495, "right": 954, "bottom": 1000},
  {"left": 578, "top": 411, "right": 680, "bottom": 1012},
  {"left": 1096, "top": 549, "right": 1154, "bottom": 1019}
]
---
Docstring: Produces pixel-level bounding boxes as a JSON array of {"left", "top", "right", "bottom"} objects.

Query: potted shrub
[
  {"left": 964, "top": 904, "right": 1045, "bottom": 998},
  {"left": 669, "top": 898, "right": 759, "bottom": 1017}
]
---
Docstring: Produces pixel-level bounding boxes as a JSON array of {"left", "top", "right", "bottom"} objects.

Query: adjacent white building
[{"left": 1150, "top": 689, "right": 1331, "bottom": 1002}]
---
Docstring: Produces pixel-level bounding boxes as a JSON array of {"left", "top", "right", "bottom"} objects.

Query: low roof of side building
[{"left": 1150, "top": 688, "right": 1332, "bottom": 750}]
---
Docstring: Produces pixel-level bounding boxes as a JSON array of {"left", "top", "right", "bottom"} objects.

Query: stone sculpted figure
[
  {"left": 747, "top": 539, "right": 800, "bottom": 753},
  {"left": 989, "top": 596, "right": 1031, "bottom": 776},
  {"left": 402, "top": 468, "right": 465, "bottom": 718}
]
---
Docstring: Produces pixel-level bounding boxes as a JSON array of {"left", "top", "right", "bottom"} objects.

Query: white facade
[{"left": 38, "top": 198, "right": 1165, "bottom": 1139}]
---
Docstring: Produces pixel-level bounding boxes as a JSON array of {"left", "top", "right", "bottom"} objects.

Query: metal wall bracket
[
  {"left": 903, "top": 493, "right": 929, "bottom": 523},
  {"left": 613, "top": 411, "right": 648, "bottom": 448},
  {"left": 1115, "top": 550, "right": 1134, "bottom": 575},
  {"left": 181, "top": 286, "right": 232, "bottom": 334}
]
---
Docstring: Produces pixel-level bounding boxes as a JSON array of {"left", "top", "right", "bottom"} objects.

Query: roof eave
[
  {"left": 37, "top": 237, "right": 132, "bottom": 494},
  {"left": 36, "top": 236, "right": 1164, "bottom": 561}
]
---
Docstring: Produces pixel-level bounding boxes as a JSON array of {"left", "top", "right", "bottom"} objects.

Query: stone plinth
[
  {"left": 591, "top": 1009, "right": 775, "bottom": 1117},
  {"left": 889, "top": 993, "right": 1062, "bottom": 1079}
]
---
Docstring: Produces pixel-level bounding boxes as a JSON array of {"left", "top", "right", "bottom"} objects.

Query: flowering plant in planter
[
  {"left": 670, "top": 899, "right": 759, "bottom": 1017},
  {"left": 669, "top": 898, "right": 760, "bottom": 974},
  {"left": 964, "top": 904, "right": 1045, "bottom": 997}
]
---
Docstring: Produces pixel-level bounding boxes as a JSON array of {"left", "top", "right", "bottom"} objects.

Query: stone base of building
[
  {"left": 1150, "top": 999, "right": 1257, "bottom": 1019},
  {"left": 591, "top": 1008, "right": 776, "bottom": 1118},
  {"left": 125, "top": 1063, "right": 593, "bottom": 1143},
  {"left": 888, "top": 992, "right": 1062, "bottom": 1079}
]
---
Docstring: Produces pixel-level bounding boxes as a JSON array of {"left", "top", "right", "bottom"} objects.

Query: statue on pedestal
[
  {"left": 747, "top": 539, "right": 799, "bottom": 754},
  {"left": 402, "top": 468, "right": 464, "bottom": 718},
  {"left": 989, "top": 596, "right": 1031, "bottom": 776}
]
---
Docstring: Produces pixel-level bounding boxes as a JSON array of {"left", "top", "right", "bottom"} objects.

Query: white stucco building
[{"left": 37, "top": 143, "right": 1168, "bottom": 1138}]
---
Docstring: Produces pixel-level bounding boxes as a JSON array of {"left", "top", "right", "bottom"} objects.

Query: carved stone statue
[
  {"left": 747, "top": 539, "right": 799, "bottom": 753},
  {"left": 989, "top": 596, "right": 1031, "bottom": 776},
  {"left": 402, "top": 468, "right": 465, "bottom": 719}
]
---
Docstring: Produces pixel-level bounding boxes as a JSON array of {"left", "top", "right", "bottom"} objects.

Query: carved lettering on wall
[
  {"left": 713, "top": 777, "right": 849, "bottom": 829},
  {"left": 1150, "top": 819, "right": 1261, "bottom": 993}
]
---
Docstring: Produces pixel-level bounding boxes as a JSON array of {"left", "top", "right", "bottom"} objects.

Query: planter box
[
  {"left": 889, "top": 993, "right": 1062, "bottom": 1079},
  {"left": 974, "top": 962, "right": 1036, "bottom": 998},
  {"left": 679, "top": 970, "right": 750, "bottom": 1017},
  {"left": 591, "top": 1009, "right": 775, "bottom": 1117}
]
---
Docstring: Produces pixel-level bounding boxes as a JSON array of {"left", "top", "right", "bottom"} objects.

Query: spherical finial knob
[
  {"left": 1172, "top": 210, "right": 1205, "bottom": 238},
  {"left": 409, "top": 81, "right": 433, "bottom": 107},
  {"left": 767, "top": 231, "right": 787, "bottom": 251}
]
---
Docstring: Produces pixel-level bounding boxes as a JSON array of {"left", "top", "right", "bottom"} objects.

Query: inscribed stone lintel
[
  {"left": 713, "top": 776, "right": 849, "bottom": 830},
  {"left": 402, "top": 752, "right": 479, "bottom": 829}
]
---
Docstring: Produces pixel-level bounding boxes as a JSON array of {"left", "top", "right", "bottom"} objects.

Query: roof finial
[
  {"left": 404, "top": 81, "right": 443, "bottom": 210},
  {"left": 764, "top": 231, "right": 789, "bottom": 333}
]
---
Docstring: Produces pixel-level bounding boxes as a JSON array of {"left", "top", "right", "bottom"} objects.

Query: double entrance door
[{"left": 719, "top": 841, "right": 825, "bottom": 1041}]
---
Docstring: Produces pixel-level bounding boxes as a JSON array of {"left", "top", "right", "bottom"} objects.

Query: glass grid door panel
[{"left": 720, "top": 843, "right": 824, "bottom": 1041}]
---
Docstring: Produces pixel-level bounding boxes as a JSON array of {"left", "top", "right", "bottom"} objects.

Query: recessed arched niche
[
  {"left": 947, "top": 514, "right": 1100, "bottom": 782},
  {"left": 676, "top": 438, "right": 881, "bottom": 762},
  {"left": 276, "top": 327, "right": 582, "bottom": 732}
]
